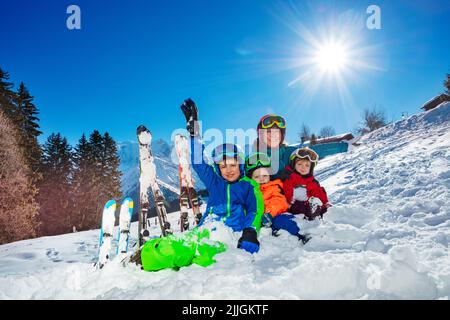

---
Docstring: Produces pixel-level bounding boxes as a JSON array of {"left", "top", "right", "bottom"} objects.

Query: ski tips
[
  {"left": 137, "top": 125, "right": 152, "bottom": 145},
  {"left": 174, "top": 133, "right": 188, "bottom": 141},
  {"left": 105, "top": 199, "right": 116, "bottom": 210},
  {"left": 136, "top": 125, "right": 149, "bottom": 135},
  {"left": 122, "top": 197, "right": 134, "bottom": 210}
]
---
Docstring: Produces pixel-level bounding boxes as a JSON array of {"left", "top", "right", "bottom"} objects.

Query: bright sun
[
  {"left": 255, "top": 3, "right": 384, "bottom": 113},
  {"left": 314, "top": 42, "right": 348, "bottom": 73}
]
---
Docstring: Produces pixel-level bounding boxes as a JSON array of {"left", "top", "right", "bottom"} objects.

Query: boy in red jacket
[{"left": 280, "top": 148, "right": 329, "bottom": 220}]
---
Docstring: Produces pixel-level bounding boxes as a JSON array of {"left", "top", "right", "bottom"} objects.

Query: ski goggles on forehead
[
  {"left": 245, "top": 152, "right": 271, "bottom": 171},
  {"left": 260, "top": 115, "right": 286, "bottom": 129},
  {"left": 212, "top": 144, "right": 245, "bottom": 164},
  {"left": 290, "top": 148, "right": 319, "bottom": 163}
]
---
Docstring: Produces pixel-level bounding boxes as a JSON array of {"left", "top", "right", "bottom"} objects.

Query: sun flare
[
  {"left": 237, "top": 1, "right": 385, "bottom": 112},
  {"left": 314, "top": 42, "right": 348, "bottom": 73}
]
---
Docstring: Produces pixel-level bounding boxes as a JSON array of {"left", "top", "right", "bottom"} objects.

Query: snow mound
[{"left": 1, "top": 104, "right": 450, "bottom": 299}]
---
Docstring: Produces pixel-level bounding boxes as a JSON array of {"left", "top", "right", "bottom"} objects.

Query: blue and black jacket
[{"left": 191, "top": 136, "right": 264, "bottom": 233}]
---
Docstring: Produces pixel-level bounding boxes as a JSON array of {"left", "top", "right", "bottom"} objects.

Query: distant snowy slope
[{"left": 1, "top": 103, "right": 449, "bottom": 299}]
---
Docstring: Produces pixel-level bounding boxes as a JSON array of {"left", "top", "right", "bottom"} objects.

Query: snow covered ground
[{"left": 1, "top": 103, "right": 450, "bottom": 300}]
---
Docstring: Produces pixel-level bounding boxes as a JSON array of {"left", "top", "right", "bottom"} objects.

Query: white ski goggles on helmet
[{"left": 290, "top": 148, "right": 319, "bottom": 164}]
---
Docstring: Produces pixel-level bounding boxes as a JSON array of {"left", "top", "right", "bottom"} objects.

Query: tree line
[
  {"left": 298, "top": 106, "right": 388, "bottom": 144},
  {"left": 0, "top": 67, "right": 122, "bottom": 244}
]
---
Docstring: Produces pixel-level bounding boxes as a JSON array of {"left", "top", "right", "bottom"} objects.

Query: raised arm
[
  {"left": 180, "top": 98, "right": 217, "bottom": 189},
  {"left": 190, "top": 135, "right": 217, "bottom": 189}
]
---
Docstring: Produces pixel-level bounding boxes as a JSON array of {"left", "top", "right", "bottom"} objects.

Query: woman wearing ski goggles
[
  {"left": 253, "top": 114, "right": 298, "bottom": 179},
  {"left": 259, "top": 115, "right": 287, "bottom": 130},
  {"left": 256, "top": 114, "right": 287, "bottom": 150}
]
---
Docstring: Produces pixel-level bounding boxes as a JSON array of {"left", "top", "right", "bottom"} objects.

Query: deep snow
[{"left": 1, "top": 103, "right": 450, "bottom": 300}]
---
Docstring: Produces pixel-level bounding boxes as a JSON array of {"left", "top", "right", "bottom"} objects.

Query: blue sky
[{"left": 1, "top": 0, "right": 449, "bottom": 146}]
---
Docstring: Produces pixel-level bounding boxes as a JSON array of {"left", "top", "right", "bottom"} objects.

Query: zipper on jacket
[{"left": 226, "top": 184, "right": 231, "bottom": 217}]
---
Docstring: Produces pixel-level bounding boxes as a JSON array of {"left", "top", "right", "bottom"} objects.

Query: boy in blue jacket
[{"left": 181, "top": 98, "right": 264, "bottom": 254}]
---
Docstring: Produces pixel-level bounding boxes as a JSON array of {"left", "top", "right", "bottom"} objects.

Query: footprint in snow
[
  {"left": 14, "top": 252, "right": 37, "bottom": 260},
  {"left": 46, "top": 248, "right": 63, "bottom": 263}
]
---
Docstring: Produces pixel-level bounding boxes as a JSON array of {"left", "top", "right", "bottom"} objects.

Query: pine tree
[
  {"left": 0, "top": 108, "right": 39, "bottom": 244},
  {"left": 71, "top": 131, "right": 103, "bottom": 231},
  {"left": 88, "top": 130, "right": 107, "bottom": 228},
  {"left": 102, "top": 132, "right": 122, "bottom": 201},
  {"left": 89, "top": 129, "right": 105, "bottom": 175},
  {"left": 15, "top": 82, "right": 43, "bottom": 177},
  {"left": 71, "top": 131, "right": 123, "bottom": 231},
  {"left": 38, "top": 133, "right": 73, "bottom": 236},
  {"left": 71, "top": 133, "right": 95, "bottom": 230},
  {"left": 0, "top": 68, "right": 17, "bottom": 124},
  {"left": 91, "top": 131, "right": 122, "bottom": 228},
  {"left": 444, "top": 73, "right": 450, "bottom": 95}
]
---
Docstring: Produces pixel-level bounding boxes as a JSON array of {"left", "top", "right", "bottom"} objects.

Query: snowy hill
[{"left": 1, "top": 103, "right": 450, "bottom": 299}]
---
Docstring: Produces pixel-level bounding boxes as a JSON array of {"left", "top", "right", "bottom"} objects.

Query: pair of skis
[
  {"left": 96, "top": 197, "right": 134, "bottom": 269},
  {"left": 97, "top": 126, "right": 203, "bottom": 269},
  {"left": 136, "top": 126, "right": 202, "bottom": 243},
  {"left": 136, "top": 125, "right": 172, "bottom": 247},
  {"left": 136, "top": 127, "right": 203, "bottom": 245}
]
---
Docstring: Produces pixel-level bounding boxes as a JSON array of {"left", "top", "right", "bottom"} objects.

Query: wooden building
[{"left": 421, "top": 94, "right": 450, "bottom": 111}]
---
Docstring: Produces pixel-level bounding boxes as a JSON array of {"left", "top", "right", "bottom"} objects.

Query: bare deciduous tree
[
  {"left": 357, "top": 106, "right": 387, "bottom": 135},
  {"left": 0, "top": 109, "right": 39, "bottom": 244},
  {"left": 319, "top": 126, "right": 336, "bottom": 138},
  {"left": 310, "top": 134, "right": 318, "bottom": 145},
  {"left": 299, "top": 123, "right": 311, "bottom": 143}
]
